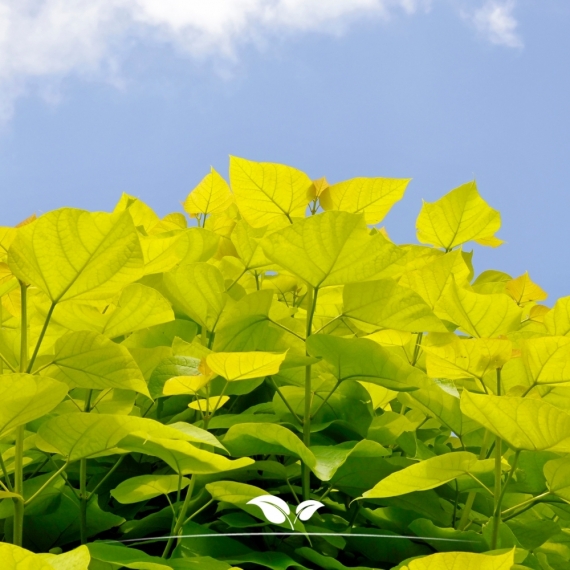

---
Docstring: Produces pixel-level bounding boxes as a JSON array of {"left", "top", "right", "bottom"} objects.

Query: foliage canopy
[{"left": 0, "top": 156, "right": 566, "bottom": 569}]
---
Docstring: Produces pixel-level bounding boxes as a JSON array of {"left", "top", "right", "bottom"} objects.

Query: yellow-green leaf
[
  {"left": 361, "top": 451, "right": 480, "bottom": 499},
  {"left": 43, "top": 331, "right": 150, "bottom": 396},
  {"left": 343, "top": 279, "right": 448, "bottom": 332},
  {"left": 399, "top": 250, "right": 471, "bottom": 309},
  {"left": 319, "top": 176, "right": 410, "bottom": 224},
  {"left": 0, "top": 542, "right": 55, "bottom": 569},
  {"left": 402, "top": 549, "right": 515, "bottom": 570},
  {"left": 436, "top": 280, "right": 522, "bottom": 338},
  {"left": 8, "top": 209, "right": 143, "bottom": 302},
  {"left": 230, "top": 156, "right": 312, "bottom": 228},
  {"left": 163, "top": 262, "right": 227, "bottom": 330},
  {"left": 183, "top": 167, "right": 233, "bottom": 216},
  {"left": 460, "top": 391, "right": 570, "bottom": 451},
  {"left": 505, "top": 272, "right": 548, "bottom": 305},
  {"left": 416, "top": 181, "right": 502, "bottom": 250},
  {"left": 38, "top": 545, "right": 90, "bottom": 570},
  {"left": 545, "top": 296, "right": 570, "bottom": 336},
  {"left": 163, "top": 374, "right": 211, "bottom": 396},
  {"left": 35, "top": 413, "right": 205, "bottom": 461},
  {"left": 120, "top": 434, "right": 253, "bottom": 475},
  {"left": 189, "top": 396, "right": 230, "bottom": 412},
  {"left": 521, "top": 336, "right": 570, "bottom": 387},
  {"left": 262, "top": 211, "right": 404, "bottom": 288},
  {"left": 0, "top": 373, "right": 67, "bottom": 438},
  {"left": 424, "top": 338, "right": 513, "bottom": 383},
  {"left": 111, "top": 474, "right": 191, "bottom": 504},
  {"left": 140, "top": 227, "right": 219, "bottom": 274},
  {"left": 206, "top": 351, "right": 287, "bottom": 381},
  {"left": 230, "top": 220, "right": 271, "bottom": 270},
  {"left": 306, "top": 335, "right": 426, "bottom": 391}
]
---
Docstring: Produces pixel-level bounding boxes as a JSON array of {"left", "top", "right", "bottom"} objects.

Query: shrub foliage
[{"left": 0, "top": 157, "right": 566, "bottom": 569}]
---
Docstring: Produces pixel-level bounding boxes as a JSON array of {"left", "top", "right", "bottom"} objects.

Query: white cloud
[
  {"left": 468, "top": 0, "right": 523, "bottom": 48},
  {"left": 0, "top": 0, "right": 521, "bottom": 119}
]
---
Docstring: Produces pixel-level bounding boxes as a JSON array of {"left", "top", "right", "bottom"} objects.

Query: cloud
[
  {"left": 0, "top": 0, "right": 521, "bottom": 119},
  {"left": 467, "top": 0, "right": 523, "bottom": 48}
]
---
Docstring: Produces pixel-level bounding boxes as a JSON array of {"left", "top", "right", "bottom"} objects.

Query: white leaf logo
[
  {"left": 247, "top": 495, "right": 293, "bottom": 528},
  {"left": 295, "top": 500, "right": 325, "bottom": 523}
]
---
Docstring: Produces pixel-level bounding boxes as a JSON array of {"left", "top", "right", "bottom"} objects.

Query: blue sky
[{"left": 0, "top": 1, "right": 569, "bottom": 301}]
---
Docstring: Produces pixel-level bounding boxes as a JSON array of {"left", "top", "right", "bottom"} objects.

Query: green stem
[
  {"left": 457, "top": 429, "right": 492, "bottom": 530},
  {"left": 302, "top": 285, "right": 318, "bottom": 501},
  {"left": 0, "top": 452, "right": 14, "bottom": 492},
  {"left": 88, "top": 455, "right": 125, "bottom": 499},
  {"left": 13, "top": 281, "right": 28, "bottom": 546},
  {"left": 411, "top": 332, "right": 423, "bottom": 366},
  {"left": 79, "top": 389, "right": 93, "bottom": 545},
  {"left": 269, "top": 377, "right": 302, "bottom": 425},
  {"left": 24, "top": 462, "right": 68, "bottom": 506},
  {"left": 162, "top": 475, "right": 196, "bottom": 558},
  {"left": 26, "top": 301, "right": 56, "bottom": 373},
  {"left": 501, "top": 491, "right": 550, "bottom": 518},
  {"left": 491, "top": 450, "right": 520, "bottom": 549}
]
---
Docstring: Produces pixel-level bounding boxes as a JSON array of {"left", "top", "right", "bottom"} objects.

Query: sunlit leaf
[
  {"left": 38, "top": 545, "right": 90, "bottom": 570},
  {"left": 8, "top": 209, "right": 143, "bottom": 302},
  {"left": 206, "top": 351, "right": 287, "bottom": 381},
  {"left": 416, "top": 181, "right": 502, "bottom": 250},
  {"left": 42, "top": 331, "right": 149, "bottom": 396},
  {"left": 521, "top": 336, "right": 570, "bottom": 386},
  {"left": 319, "top": 176, "right": 410, "bottom": 224},
  {"left": 461, "top": 391, "right": 570, "bottom": 451},
  {"left": 111, "top": 474, "right": 191, "bottom": 504},
  {"left": 343, "top": 279, "right": 448, "bottom": 332},
  {"left": 306, "top": 334, "right": 426, "bottom": 391},
  {"left": 230, "top": 156, "right": 312, "bottom": 228},
  {"left": 401, "top": 549, "right": 515, "bottom": 570},
  {"left": 436, "top": 279, "right": 522, "bottom": 338},
  {"left": 262, "top": 211, "right": 404, "bottom": 288},
  {"left": 0, "top": 373, "right": 67, "bottom": 438},
  {"left": 545, "top": 296, "right": 570, "bottom": 336},
  {"left": 361, "top": 452, "right": 481, "bottom": 499},
  {"left": 505, "top": 272, "right": 548, "bottom": 305},
  {"left": 184, "top": 167, "right": 234, "bottom": 217}
]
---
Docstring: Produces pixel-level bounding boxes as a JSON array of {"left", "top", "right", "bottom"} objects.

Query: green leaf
[
  {"left": 184, "top": 167, "right": 234, "bottom": 217},
  {"left": 544, "top": 456, "right": 570, "bottom": 502},
  {"left": 35, "top": 413, "right": 202, "bottom": 461},
  {"left": 87, "top": 543, "right": 171, "bottom": 570},
  {"left": 521, "top": 336, "right": 570, "bottom": 386},
  {"left": 416, "top": 181, "right": 503, "bottom": 250},
  {"left": 436, "top": 279, "right": 522, "bottom": 338},
  {"left": 461, "top": 391, "right": 570, "bottom": 451},
  {"left": 206, "top": 351, "right": 287, "bottom": 381},
  {"left": 230, "top": 220, "right": 271, "bottom": 269},
  {"left": 311, "top": 440, "right": 390, "bottom": 482},
  {"left": 262, "top": 211, "right": 404, "bottom": 288},
  {"left": 343, "top": 279, "right": 448, "bottom": 332},
  {"left": 120, "top": 434, "right": 253, "bottom": 475},
  {"left": 319, "top": 176, "right": 410, "bottom": 224},
  {"left": 148, "top": 355, "right": 201, "bottom": 399},
  {"left": 306, "top": 334, "right": 426, "bottom": 391},
  {"left": 163, "top": 262, "right": 227, "bottom": 330},
  {"left": 0, "top": 373, "right": 67, "bottom": 437},
  {"left": 407, "top": 519, "right": 487, "bottom": 553},
  {"left": 230, "top": 156, "right": 312, "bottom": 228},
  {"left": 8, "top": 209, "right": 143, "bottom": 302},
  {"left": 401, "top": 549, "right": 515, "bottom": 570},
  {"left": 223, "top": 422, "right": 318, "bottom": 474},
  {"left": 400, "top": 384, "right": 479, "bottom": 436},
  {"left": 111, "top": 474, "right": 190, "bottom": 504},
  {"left": 360, "top": 451, "right": 480, "bottom": 499},
  {"left": 43, "top": 331, "right": 149, "bottom": 396}
]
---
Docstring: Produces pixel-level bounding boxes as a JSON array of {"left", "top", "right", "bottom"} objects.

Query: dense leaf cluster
[{"left": 0, "top": 157, "right": 566, "bottom": 569}]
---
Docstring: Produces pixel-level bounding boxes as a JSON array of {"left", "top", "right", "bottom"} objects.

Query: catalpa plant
[{"left": 0, "top": 157, "right": 566, "bottom": 570}]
